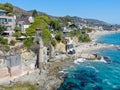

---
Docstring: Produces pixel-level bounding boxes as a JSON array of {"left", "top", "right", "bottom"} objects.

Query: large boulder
[{"left": 81, "top": 54, "right": 97, "bottom": 60}]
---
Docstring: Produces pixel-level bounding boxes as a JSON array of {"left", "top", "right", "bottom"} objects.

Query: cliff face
[
  {"left": 72, "top": 36, "right": 79, "bottom": 45},
  {"left": 55, "top": 42, "right": 66, "bottom": 53}
]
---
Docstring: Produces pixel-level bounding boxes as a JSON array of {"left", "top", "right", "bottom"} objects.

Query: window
[
  {"left": 8, "top": 19, "right": 12, "bottom": 22},
  {"left": 0, "top": 18, "right": 7, "bottom": 23},
  {"left": 6, "top": 26, "right": 12, "bottom": 31}
]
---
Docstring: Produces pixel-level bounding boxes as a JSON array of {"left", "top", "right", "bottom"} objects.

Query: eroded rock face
[
  {"left": 55, "top": 42, "right": 66, "bottom": 53},
  {"left": 81, "top": 54, "right": 95, "bottom": 60},
  {"left": 92, "top": 54, "right": 101, "bottom": 60},
  {"left": 80, "top": 53, "right": 102, "bottom": 60}
]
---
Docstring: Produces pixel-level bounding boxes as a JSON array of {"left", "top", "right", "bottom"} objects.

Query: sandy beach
[
  {"left": 89, "top": 30, "right": 120, "bottom": 41},
  {"left": 75, "top": 30, "right": 120, "bottom": 58}
]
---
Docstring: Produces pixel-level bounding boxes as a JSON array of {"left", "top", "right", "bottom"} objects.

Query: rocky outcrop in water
[{"left": 80, "top": 53, "right": 101, "bottom": 60}]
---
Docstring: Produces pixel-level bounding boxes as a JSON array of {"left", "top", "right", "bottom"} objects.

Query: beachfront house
[
  {"left": 0, "top": 9, "right": 16, "bottom": 36},
  {"left": 66, "top": 44, "right": 75, "bottom": 54},
  {"left": 65, "top": 36, "right": 76, "bottom": 54}
]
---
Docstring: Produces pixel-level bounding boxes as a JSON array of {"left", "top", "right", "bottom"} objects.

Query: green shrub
[
  {"left": 13, "top": 32, "right": 22, "bottom": 38},
  {"left": 0, "top": 3, "right": 13, "bottom": 13},
  {"left": 24, "top": 38, "right": 34, "bottom": 48},
  {"left": 14, "top": 27, "right": 21, "bottom": 32},
  {"left": 78, "top": 34, "right": 91, "bottom": 42},
  {"left": 55, "top": 31, "right": 64, "bottom": 42},
  {"left": 0, "top": 24, "right": 6, "bottom": 35},
  {"left": 0, "top": 36, "right": 10, "bottom": 52},
  {"left": 51, "top": 38, "right": 57, "bottom": 47},
  {"left": 69, "top": 29, "right": 79, "bottom": 37},
  {"left": 0, "top": 83, "right": 36, "bottom": 90},
  {"left": 4, "top": 45, "right": 10, "bottom": 52},
  {"left": 42, "top": 29, "right": 51, "bottom": 46},
  {"left": 0, "top": 36, "right": 8, "bottom": 45},
  {"left": 9, "top": 40, "right": 16, "bottom": 46},
  {"left": 50, "top": 19, "right": 62, "bottom": 31}
]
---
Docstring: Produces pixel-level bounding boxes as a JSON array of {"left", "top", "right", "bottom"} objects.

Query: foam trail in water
[
  {"left": 100, "top": 56, "right": 107, "bottom": 63},
  {"left": 92, "top": 56, "right": 107, "bottom": 63},
  {"left": 86, "top": 66, "right": 99, "bottom": 73}
]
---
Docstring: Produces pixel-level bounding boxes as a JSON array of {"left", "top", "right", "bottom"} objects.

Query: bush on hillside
[
  {"left": 23, "top": 38, "right": 34, "bottom": 48},
  {"left": 42, "top": 29, "right": 52, "bottom": 46},
  {"left": 0, "top": 36, "right": 10, "bottom": 52},
  {"left": 55, "top": 31, "right": 64, "bottom": 42},
  {"left": 0, "top": 3, "right": 13, "bottom": 13},
  {"left": 9, "top": 40, "right": 16, "bottom": 46},
  {"left": 51, "top": 38, "right": 57, "bottom": 47}
]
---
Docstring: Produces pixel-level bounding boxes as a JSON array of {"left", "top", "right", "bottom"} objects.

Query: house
[
  {"left": 0, "top": 9, "right": 6, "bottom": 16},
  {"left": 78, "top": 24, "right": 83, "bottom": 29},
  {"left": 76, "top": 23, "right": 89, "bottom": 29},
  {"left": 63, "top": 27, "right": 72, "bottom": 34},
  {"left": 16, "top": 15, "right": 34, "bottom": 33},
  {"left": 65, "top": 36, "right": 76, "bottom": 54},
  {"left": 66, "top": 44, "right": 75, "bottom": 54},
  {"left": 0, "top": 9, "right": 16, "bottom": 35},
  {"left": 102, "top": 25, "right": 113, "bottom": 31}
]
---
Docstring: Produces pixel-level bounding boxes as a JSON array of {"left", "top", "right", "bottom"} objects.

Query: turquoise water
[
  {"left": 97, "top": 32, "right": 120, "bottom": 45},
  {"left": 58, "top": 32, "right": 120, "bottom": 90}
]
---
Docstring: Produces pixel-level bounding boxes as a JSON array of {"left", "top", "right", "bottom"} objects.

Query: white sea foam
[
  {"left": 58, "top": 70, "right": 68, "bottom": 75},
  {"left": 99, "top": 56, "right": 107, "bottom": 63},
  {"left": 90, "top": 56, "right": 107, "bottom": 63},
  {"left": 103, "top": 79, "right": 112, "bottom": 85},
  {"left": 109, "top": 44, "right": 114, "bottom": 46},
  {"left": 86, "top": 66, "right": 99, "bottom": 73},
  {"left": 74, "top": 58, "right": 86, "bottom": 64}
]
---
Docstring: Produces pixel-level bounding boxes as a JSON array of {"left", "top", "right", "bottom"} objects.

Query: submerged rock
[
  {"left": 65, "top": 82, "right": 81, "bottom": 90},
  {"left": 80, "top": 81, "right": 88, "bottom": 87},
  {"left": 93, "top": 85, "right": 103, "bottom": 90}
]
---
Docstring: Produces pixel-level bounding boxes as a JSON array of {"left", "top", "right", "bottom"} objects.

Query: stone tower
[{"left": 34, "top": 28, "right": 44, "bottom": 68}]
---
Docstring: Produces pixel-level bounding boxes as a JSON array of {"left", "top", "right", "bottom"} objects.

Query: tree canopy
[
  {"left": 50, "top": 19, "right": 61, "bottom": 31},
  {"left": 26, "top": 15, "right": 52, "bottom": 46},
  {"left": 42, "top": 29, "right": 51, "bottom": 46},
  {"left": 26, "top": 15, "right": 50, "bottom": 36},
  {"left": 32, "top": 9, "right": 38, "bottom": 17},
  {"left": 0, "top": 3, "right": 13, "bottom": 13}
]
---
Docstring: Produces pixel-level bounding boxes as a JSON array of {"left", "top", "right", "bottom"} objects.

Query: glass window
[
  {"left": 0, "top": 18, "right": 6, "bottom": 23},
  {"left": 8, "top": 19, "right": 12, "bottom": 22}
]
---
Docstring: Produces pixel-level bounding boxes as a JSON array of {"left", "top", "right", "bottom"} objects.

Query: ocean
[{"left": 58, "top": 32, "right": 120, "bottom": 90}]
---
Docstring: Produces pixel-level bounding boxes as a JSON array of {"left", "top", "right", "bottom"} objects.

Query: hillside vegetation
[
  {"left": 0, "top": 3, "right": 13, "bottom": 13},
  {"left": 0, "top": 3, "right": 94, "bottom": 49}
]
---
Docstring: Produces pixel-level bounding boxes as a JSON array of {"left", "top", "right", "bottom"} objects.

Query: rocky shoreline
[
  {"left": 0, "top": 50, "right": 78, "bottom": 90},
  {"left": 0, "top": 30, "right": 120, "bottom": 90}
]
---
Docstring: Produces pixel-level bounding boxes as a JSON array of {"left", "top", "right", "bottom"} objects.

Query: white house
[{"left": 16, "top": 16, "right": 34, "bottom": 33}]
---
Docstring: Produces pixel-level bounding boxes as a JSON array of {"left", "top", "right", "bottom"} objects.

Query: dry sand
[{"left": 75, "top": 30, "right": 120, "bottom": 57}]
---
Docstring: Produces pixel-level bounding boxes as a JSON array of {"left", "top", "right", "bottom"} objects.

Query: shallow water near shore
[
  {"left": 58, "top": 32, "right": 120, "bottom": 90},
  {"left": 96, "top": 32, "right": 120, "bottom": 45}
]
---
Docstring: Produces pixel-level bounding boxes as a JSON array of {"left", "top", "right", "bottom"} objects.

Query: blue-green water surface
[{"left": 58, "top": 32, "right": 120, "bottom": 90}]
